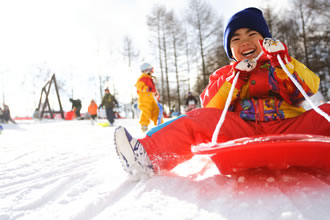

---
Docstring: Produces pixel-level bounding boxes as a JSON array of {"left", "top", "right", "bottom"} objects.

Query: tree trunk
[
  {"left": 162, "top": 32, "right": 171, "bottom": 110},
  {"left": 172, "top": 35, "right": 181, "bottom": 113}
]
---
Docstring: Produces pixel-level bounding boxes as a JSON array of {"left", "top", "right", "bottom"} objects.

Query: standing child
[
  {"left": 135, "top": 62, "right": 162, "bottom": 132},
  {"left": 115, "top": 7, "right": 330, "bottom": 177},
  {"left": 88, "top": 99, "right": 98, "bottom": 124}
]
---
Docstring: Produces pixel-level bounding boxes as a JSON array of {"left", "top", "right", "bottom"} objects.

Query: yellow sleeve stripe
[
  {"left": 276, "top": 57, "right": 320, "bottom": 94},
  {"left": 205, "top": 81, "right": 239, "bottom": 109},
  {"left": 290, "top": 58, "right": 320, "bottom": 93}
]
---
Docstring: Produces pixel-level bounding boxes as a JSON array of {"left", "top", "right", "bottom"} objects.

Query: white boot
[{"left": 114, "top": 126, "right": 154, "bottom": 178}]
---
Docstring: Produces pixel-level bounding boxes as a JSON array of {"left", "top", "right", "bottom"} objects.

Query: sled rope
[
  {"left": 211, "top": 71, "right": 240, "bottom": 144},
  {"left": 277, "top": 55, "right": 330, "bottom": 122},
  {"left": 211, "top": 52, "right": 264, "bottom": 144},
  {"left": 211, "top": 52, "right": 330, "bottom": 145}
]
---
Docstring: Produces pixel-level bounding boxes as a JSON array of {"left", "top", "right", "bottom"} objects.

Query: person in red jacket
[{"left": 114, "top": 7, "right": 330, "bottom": 178}]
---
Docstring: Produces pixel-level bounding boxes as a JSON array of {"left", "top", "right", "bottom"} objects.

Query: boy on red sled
[{"left": 115, "top": 7, "right": 330, "bottom": 178}]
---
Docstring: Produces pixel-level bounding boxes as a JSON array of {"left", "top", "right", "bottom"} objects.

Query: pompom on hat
[{"left": 223, "top": 7, "right": 272, "bottom": 59}]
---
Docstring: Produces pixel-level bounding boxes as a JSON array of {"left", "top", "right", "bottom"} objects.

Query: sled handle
[{"left": 277, "top": 55, "right": 330, "bottom": 122}]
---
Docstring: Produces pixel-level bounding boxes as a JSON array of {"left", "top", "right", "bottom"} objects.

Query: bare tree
[
  {"left": 183, "top": 27, "right": 192, "bottom": 92},
  {"left": 25, "top": 62, "right": 66, "bottom": 108},
  {"left": 122, "top": 35, "right": 139, "bottom": 67},
  {"left": 290, "top": 0, "right": 323, "bottom": 66},
  {"left": 161, "top": 19, "right": 172, "bottom": 111},
  {"left": 166, "top": 10, "right": 186, "bottom": 113},
  {"left": 147, "top": 5, "right": 167, "bottom": 108},
  {"left": 289, "top": 0, "right": 330, "bottom": 99},
  {"left": 186, "top": 0, "right": 223, "bottom": 88}
]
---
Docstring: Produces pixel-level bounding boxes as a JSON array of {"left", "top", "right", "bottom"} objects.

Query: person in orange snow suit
[
  {"left": 88, "top": 100, "right": 98, "bottom": 120},
  {"left": 135, "top": 62, "right": 162, "bottom": 132},
  {"left": 114, "top": 7, "right": 330, "bottom": 177}
]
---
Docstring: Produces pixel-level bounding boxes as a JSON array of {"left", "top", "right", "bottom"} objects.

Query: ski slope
[{"left": 1, "top": 119, "right": 330, "bottom": 220}]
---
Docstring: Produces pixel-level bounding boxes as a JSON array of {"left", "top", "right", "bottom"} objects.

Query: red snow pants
[{"left": 139, "top": 104, "right": 330, "bottom": 172}]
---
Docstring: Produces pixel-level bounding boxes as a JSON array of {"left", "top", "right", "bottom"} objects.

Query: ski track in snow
[{"left": 0, "top": 119, "right": 330, "bottom": 220}]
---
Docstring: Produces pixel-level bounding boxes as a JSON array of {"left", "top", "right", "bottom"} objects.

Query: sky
[
  {"left": 1, "top": 118, "right": 330, "bottom": 220},
  {"left": 0, "top": 0, "right": 290, "bottom": 116}
]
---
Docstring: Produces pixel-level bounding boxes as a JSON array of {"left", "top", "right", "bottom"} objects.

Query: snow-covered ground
[{"left": 1, "top": 118, "right": 330, "bottom": 220}]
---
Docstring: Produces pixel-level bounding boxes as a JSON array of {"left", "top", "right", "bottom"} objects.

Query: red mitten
[
  {"left": 233, "top": 59, "right": 257, "bottom": 81},
  {"left": 259, "top": 38, "right": 291, "bottom": 67}
]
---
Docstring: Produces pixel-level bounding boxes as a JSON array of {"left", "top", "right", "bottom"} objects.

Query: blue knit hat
[{"left": 223, "top": 7, "right": 272, "bottom": 59}]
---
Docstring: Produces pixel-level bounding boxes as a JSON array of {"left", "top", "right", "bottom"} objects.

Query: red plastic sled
[
  {"left": 65, "top": 111, "right": 75, "bottom": 120},
  {"left": 192, "top": 134, "right": 330, "bottom": 175}
]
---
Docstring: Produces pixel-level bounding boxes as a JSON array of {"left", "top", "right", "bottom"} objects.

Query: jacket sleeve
[
  {"left": 274, "top": 57, "right": 320, "bottom": 105},
  {"left": 200, "top": 65, "right": 247, "bottom": 109},
  {"left": 100, "top": 97, "right": 105, "bottom": 107}
]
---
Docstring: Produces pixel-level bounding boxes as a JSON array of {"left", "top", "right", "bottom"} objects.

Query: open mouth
[{"left": 242, "top": 49, "right": 256, "bottom": 57}]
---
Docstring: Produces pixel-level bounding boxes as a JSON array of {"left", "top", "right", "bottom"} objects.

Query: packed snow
[{"left": 1, "top": 118, "right": 330, "bottom": 220}]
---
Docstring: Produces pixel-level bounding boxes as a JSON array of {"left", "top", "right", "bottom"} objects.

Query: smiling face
[{"left": 230, "top": 28, "right": 264, "bottom": 61}]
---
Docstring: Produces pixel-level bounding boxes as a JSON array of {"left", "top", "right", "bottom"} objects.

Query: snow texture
[{"left": 1, "top": 119, "right": 330, "bottom": 220}]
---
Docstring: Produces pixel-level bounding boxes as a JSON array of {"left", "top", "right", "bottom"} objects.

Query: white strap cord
[
  {"left": 211, "top": 71, "right": 240, "bottom": 144},
  {"left": 211, "top": 53, "right": 329, "bottom": 145},
  {"left": 211, "top": 52, "right": 265, "bottom": 144},
  {"left": 277, "top": 54, "right": 330, "bottom": 122},
  {"left": 211, "top": 52, "right": 265, "bottom": 145}
]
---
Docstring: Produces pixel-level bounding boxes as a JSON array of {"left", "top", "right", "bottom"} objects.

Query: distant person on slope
[
  {"left": 99, "top": 88, "right": 118, "bottom": 126},
  {"left": 0, "top": 107, "right": 4, "bottom": 123},
  {"left": 2, "top": 104, "right": 16, "bottom": 124},
  {"left": 135, "top": 62, "right": 162, "bottom": 132},
  {"left": 88, "top": 99, "right": 98, "bottom": 124},
  {"left": 69, "top": 98, "right": 82, "bottom": 119},
  {"left": 184, "top": 91, "right": 198, "bottom": 113}
]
